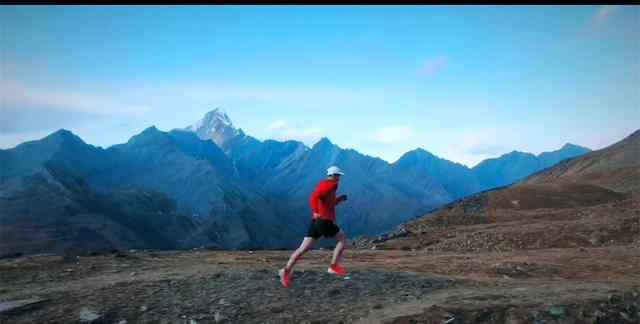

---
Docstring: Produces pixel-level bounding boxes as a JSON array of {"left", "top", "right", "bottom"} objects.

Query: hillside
[
  {"left": 524, "top": 129, "right": 640, "bottom": 195},
  {"left": 364, "top": 129, "right": 639, "bottom": 252}
]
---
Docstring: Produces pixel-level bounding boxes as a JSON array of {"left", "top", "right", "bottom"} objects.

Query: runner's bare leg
[
  {"left": 285, "top": 237, "right": 315, "bottom": 272},
  {"left": 331, "top": 231, "right": 346, "bottom": 265}
]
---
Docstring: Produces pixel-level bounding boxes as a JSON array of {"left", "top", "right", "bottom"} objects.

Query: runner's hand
[{"left": 313, "top": 213, "right": 321, "bottom": 218}]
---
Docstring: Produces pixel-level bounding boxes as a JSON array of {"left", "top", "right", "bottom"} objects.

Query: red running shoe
[
  {"left": 278, "top": 268, "right": 290, "bottom": 288},
  {"left": 328, "top": 263, "right": 347, "bottom": 276}
]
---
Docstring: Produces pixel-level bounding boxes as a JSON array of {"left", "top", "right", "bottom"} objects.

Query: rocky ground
[{"left": 1, "top": 245, "right": 638, "bottom": 324}]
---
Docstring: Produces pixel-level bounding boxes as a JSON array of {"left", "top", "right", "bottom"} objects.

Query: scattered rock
[
  {"left": 620, "top": 311, "right": 631, "bottom": 321},
  {"left": 372, "top": 304, "right": 383, "bottom": 309},
  {"left": 270, "top": 306, "right": 284, "bottom": 313},
  {"left": 139, "top": 305, "right": 147, "bottom": 312},
  {"left": 0, "top": 298, "right": 48, "bottom": 315},
  {"left": 130, "top": 272, "right": 137, "bottom": 276},
  {"left": 79, "top": 307, "right": 102, "bottom": 323},
  {"left": 495, "top": 262, "right": 530, "bottom": 278},
  {"left": 117, "top": 320, "right": 127, "bottom": 324},
  {"left": 214, "top": 311, "right": 227, "bottom": 322},
  {"left": 547, "top": 305, "right": 566, "bottom": 317},
  {"left": 327, "top": 288, "right": 341, "bottom": 297}
]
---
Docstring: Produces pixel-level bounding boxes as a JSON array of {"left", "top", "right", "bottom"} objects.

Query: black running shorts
[{"left": 306, "top": 218, "right": 340, "bottom": 239}]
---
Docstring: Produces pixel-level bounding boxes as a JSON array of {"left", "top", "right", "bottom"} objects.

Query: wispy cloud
[
  {"left": 419, "top": 56, "right": 448, "bottom": 77},
  {"left": 593, "top": 5, "right": 619, "bottom": 25},
  {"left": 369, "top": 125, "right": 415, "bottom": 144},
  {"left": 431, "top": 127, "right": 518, "bottom": 167},
  {"left": 266, "top": 119, "right": 325, "bottom": 146},
  {"left": 268, "top": 120, "right": 287, "bottom": 130},
  {"left": 0, "top": 79, "right": 151, "bottom": 117}
]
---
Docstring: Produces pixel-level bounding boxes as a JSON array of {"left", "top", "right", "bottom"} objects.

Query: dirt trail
[{"left": 1, "top": 247, "right": 638, "bottom": 323}]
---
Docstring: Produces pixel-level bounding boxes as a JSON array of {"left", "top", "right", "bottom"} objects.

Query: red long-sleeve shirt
[{"left": 309, "top": 178, "right": 345, "bottom": 222}]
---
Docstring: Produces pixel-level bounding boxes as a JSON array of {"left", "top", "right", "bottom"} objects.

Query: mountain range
[{"left": 0, "top": 108, "right": 593, "bottom": 254}]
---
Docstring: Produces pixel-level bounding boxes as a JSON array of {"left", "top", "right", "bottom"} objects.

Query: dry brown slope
[
  {"left": 524, "top": 129, "right": 639, "bottom": 195},
  {"left": 369, "top": 129, "right": 639, "bottom": 251}
]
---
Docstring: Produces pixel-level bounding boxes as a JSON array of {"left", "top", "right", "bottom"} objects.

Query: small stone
[
  {"left": 189, "top": 320, "right": 198, "bottom": 324},
  {"left": 130, "top": 272, "right": 137, "bottom": 276},
  {"left": 620, "top": 312, "right": 631, "bottom": 321},
  {"left": 547, "top": 306, "right": 566, "bottom": 317},
  {"left": 214, "top": 312, "right": 227, "bottom": 322},
  {"left": 0, "top": 298, "right": 48, "bottom": 315},
  {"left": 218, "top": 299, "right": 229, "bottom": 306},
  {"left": 270, "top": 306, "right": 284, "bottom": 313},
  {"left": 117, "top": 320, "right": 127, "bottom": 324},
  {"left": 78, "top": 307, "right": 102, "bottom": 322},
  {"left": 608, "top": 293, "right": 622, "bottom": 304},
  {"left": 327, "top": 288, "right": 340, "bottom": 297},
  {"left": 140, "top": 306, "right": 147, "bottom": 312},
  {"left": 373, "top": 304, "right": 383, "bottom": 309}
]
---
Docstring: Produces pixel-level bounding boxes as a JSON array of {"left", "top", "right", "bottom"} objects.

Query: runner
[{"left": 278, "top": 166, "right": 349, "bottom": 288}]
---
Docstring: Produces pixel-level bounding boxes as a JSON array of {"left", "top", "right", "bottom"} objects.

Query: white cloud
[
  {"left": 419, "top": 56, "right": 448, "bottom": 77},
  {"left": 369, "top": 125, "right": 415, "bottom": 144},
  {"left": 268, "top": 119, "right": 287, "bottom": 130},
  {"left": 265, "top": 119, "right": 325, "bottom": 146},
  {"left": 593, "top": 5, "right": 619, "bottom": 25},
  {"left": 452, "top": 128, "right": 521, "bottom": 166}
]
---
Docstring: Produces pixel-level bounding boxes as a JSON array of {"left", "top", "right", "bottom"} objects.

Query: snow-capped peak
[
  {"left": 187, "top": 108, "right": 233, "bottom": 131},
  {"left": 185, "top": 108, "right": 240, "bottom": 147}
]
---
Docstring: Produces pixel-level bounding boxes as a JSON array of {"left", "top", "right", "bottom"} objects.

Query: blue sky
[{"left": 1, "top": 5, "right": 638, "bottom": 167}]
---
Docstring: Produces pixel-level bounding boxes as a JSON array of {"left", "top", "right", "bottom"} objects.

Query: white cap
[{"left": 327, "top": 166, "right": 345, "bottom": 176}]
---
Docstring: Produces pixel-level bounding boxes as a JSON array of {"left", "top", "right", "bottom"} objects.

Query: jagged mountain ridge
[
  {"left": 0, "top": 108, "right": 595, "bottom": 254},
  {"left": 471, "top": 144, "right": 592, "bottom": 190}
]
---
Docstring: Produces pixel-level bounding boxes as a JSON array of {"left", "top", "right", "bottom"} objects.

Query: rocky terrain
[{"left": 0, "top": 246, "right": 638, "bottom": 324}]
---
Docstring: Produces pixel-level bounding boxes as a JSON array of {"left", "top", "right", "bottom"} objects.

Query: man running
[{"left": 278, "top": 166, "right": 348, "bottom": 288}]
